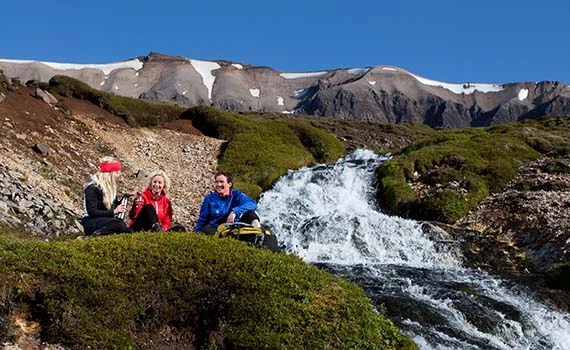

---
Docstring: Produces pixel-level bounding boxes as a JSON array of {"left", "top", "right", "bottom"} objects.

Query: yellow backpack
[{"left": 214, "top": 223, "right": 280, "bottom": 252}]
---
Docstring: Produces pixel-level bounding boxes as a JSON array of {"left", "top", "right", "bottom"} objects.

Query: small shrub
[
  {"left": 48, "top": 75, "right": 186, "bottom": 126},
  {"left": 418, "top": 189, "right": 470, "bottom": 223},
  {"left": 541, "top": 159, "right": 570, "bottom": 174},
  {"left": 545, "top": 263, "right": 570, "bottom": 290},
  {"left": 375, "top": 123, "right": 542, "bottom": 223}
]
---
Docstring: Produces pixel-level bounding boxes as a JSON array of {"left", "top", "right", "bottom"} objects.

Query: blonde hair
[
  {"left": 91, "top": 156, "right": 120, "bottom": 209},
  {"left": 145, "top": 169, "right": 170, "bottom": 194}
]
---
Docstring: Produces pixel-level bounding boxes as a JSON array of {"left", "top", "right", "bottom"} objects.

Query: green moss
[
  {"left": 38, "top": 166, "right": 56, "bottom": 180},
  {"left": 545, "top": 263, "right": 570, "bottom": 290},
  {"left": 184, "top": 106, "right": 345, "bottom": 197},
  {"left": 375, "top": 122, "right": 552, "bottom": 223},
  {"left": 0, "top": 233, "right": 416, "bottom": 349},
  {"left": 47, "top": 75, "right": 187, "bottom": 126}
]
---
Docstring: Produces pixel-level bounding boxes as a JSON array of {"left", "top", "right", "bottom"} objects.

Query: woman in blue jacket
[{"left": 195, "top": 171, "right": 260, "bottom": 234}]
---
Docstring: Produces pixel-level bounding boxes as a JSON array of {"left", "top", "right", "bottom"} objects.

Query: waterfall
[{"left": 258, "top": 149, "right": 570, "bottom": 350}]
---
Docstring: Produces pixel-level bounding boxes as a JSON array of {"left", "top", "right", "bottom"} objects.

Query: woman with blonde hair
[
  {"left": 81, "top": 156, "right": 131, "bottom": 236},
  {"left": 129, "top": 169, "right": 182, "bottom": 232}
]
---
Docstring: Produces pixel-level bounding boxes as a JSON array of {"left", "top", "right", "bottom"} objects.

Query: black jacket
[{"left": 82, "top": 183, "right": 117, "bottom": 219}]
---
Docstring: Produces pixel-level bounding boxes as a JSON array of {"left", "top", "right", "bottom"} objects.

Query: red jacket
[{"left": 129, "top": 187, "right": 172, "bottom": 231}]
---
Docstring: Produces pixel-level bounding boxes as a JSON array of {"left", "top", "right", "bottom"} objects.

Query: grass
[
  {"left": 0, "top": 232, "right": 417, "bottom": 349},
  {"left": 183, "top": 106, "right": 346, "bottom": 197},
  {"left": 374, "top": 116, "right": 570, "bottom": 223},
  {"left": 47, "top": 75, "right": 187, "bottom": 126}
]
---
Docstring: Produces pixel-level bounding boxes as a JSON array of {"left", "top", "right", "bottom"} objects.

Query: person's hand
[
  {"left": 114, "top": 204, "right": 127, "bottom": 215},
  {"left": 226, "top": 211, "right": 236, "bottom": 223},
  {"left": 134, "top": 192, "right": 143, "bottom": 205}
]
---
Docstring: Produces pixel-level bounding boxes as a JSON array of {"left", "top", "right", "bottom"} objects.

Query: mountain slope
[
  {"left": 0, "top": 81, "right": 223, "bottom": 236},
  {"left": 2, "top": 52, "right": 570, "bottom": 128}
]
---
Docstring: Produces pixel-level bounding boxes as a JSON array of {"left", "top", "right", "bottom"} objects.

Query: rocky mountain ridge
[{"left": 2, "top": 52, "right": 570, "bottom": 128}]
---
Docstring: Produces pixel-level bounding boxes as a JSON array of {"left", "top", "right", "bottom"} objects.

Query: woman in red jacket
[{"left": 129, "top": 169, "right": 174, "bottom": 232}]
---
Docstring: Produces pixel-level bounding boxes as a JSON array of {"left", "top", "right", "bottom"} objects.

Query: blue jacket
[{"left": 195, "top": 189, "right": 257, "bottom": 232}]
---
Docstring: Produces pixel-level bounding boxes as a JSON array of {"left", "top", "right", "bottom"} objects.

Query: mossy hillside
[
  {"left": 252, "top": 113, "right": 439, "bottom": 154},
  {"left": 183, "top": 106, "right": 346, "bottom": 197},
  {"left": 0, "top": 233, "right": 416, "bottom": 350},
  {"left": 375, "top": 124, "right": 546, "bottom": 223},
  {"left": 47, "top": 75, "right": 187, "bottom": 126},
  {"left": 499, "top": 115, "right": 570, "bottom": 156},
  {"left": 306, "top": 118, "right": 439, "bottom": 153}
]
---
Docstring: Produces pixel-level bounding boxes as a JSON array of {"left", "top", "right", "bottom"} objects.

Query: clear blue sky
[{"left": 2, "top": 0, "right": 569, "bottom": 84}]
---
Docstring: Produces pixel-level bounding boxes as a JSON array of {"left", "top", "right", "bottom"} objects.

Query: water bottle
[{"left": 117, "top": 194, "right": 130, "bottom": 220}]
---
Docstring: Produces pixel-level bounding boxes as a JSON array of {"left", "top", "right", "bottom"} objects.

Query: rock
[
  {"left": 33, "top": 88, "right": 58, "bottom": 105},
  {"left": 457, "top": 156, "right": 570, "bottom": 273},
  {"left": 32, "top": 143, "right": 51, "bottom": 155}
]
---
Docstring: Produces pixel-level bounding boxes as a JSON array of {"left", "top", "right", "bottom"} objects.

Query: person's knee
[{"left": 240, "top": 210, "right": 260, "bottom": 224}]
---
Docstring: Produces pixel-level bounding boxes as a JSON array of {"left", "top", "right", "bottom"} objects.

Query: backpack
[{"left": 214, "top": 223, "right": 280, "bottom": 252}]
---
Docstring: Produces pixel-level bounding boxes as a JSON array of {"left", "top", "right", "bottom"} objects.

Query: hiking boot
[
  {"left": 91, "top": 228, "right": 106, "bottom": 236},
  {"left": 151, "top": 222, "right": 163, "bottom": 232}
]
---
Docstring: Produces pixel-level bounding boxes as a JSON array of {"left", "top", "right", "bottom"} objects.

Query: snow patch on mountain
[
  {"left": 347, "top": 68, "right": 369, "bottom": 75},
  {"left": 0, "top": 58, "right": 143, "bottom": 76},
  {"left": 280, "top": 71, "right": 327, "bottom": 79},
  {"left": 250, "top": 88, "right": 260, "bottom": 97},
  {"left": 410, "top": 73, "right": 504, "bottom": 94},
  {"left": 292, "top": 88, "right": 309, "bottom": 99},
  {"left": 189, "top": 59, "right": 220, "bottom": 99}
]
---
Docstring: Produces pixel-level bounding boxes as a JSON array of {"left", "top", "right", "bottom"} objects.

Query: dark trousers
[
  {"left": 82, "top": 217, "right": 131, "bottom": 236},
  {"left": 203, "top": 210, "right": 260, "bottom": 235},
  {"left": 130, "top": 204, "right": 161, "bottom": 232}
]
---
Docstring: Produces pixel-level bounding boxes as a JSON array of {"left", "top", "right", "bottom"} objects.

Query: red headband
[{"left": 99, "top": 161, "right": 122, "bottom": 173}]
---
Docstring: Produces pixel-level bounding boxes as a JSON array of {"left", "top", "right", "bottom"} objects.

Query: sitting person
[
  {"left": 195, "top": 171, "right": 261, "bottom": 234},
  {"left": 81, "top": 157, "right": 132, "bottom": 236},
  {"left": 129, "top": 169, "right": 184, "bottom": 232}
]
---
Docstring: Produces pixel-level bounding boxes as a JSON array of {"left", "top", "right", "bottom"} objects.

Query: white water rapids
[{"left": 258, "top": 149, "right": 570, "bottom": 350}]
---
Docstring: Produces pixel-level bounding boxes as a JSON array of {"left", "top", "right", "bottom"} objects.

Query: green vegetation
[
  {"left": 183, "top": 106, "right": 346, "bottom": 197},
  {"left": 375, "top": 116, "right": 570, "bottom": 223},
  {"left": 47, "top": 75, "right": 187, "bottom": 126},
  {"left": 545, "top": 263, "right": 570, "bottom": 290},
  {"left": 0, "top": 70, "right": 10, "bottom": 94},
  {"left": 0, "top": 232, "right": 416, "bottom": 349},
  {"left": 304, "top": 117, "right": 438, "bottom": 153}
]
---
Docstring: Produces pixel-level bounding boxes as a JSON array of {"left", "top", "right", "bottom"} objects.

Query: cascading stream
[{"left": 258, "top": 149, "right": 570, "bottom": 350}]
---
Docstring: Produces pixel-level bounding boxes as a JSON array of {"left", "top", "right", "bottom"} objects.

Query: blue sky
[{"left": 2, "top": 0, "right": 569, "bottom": 84}]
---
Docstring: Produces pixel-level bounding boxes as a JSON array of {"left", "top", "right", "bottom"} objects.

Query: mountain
[{"left": 2, "top": 52, "right": 570, "bottom": 128}]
